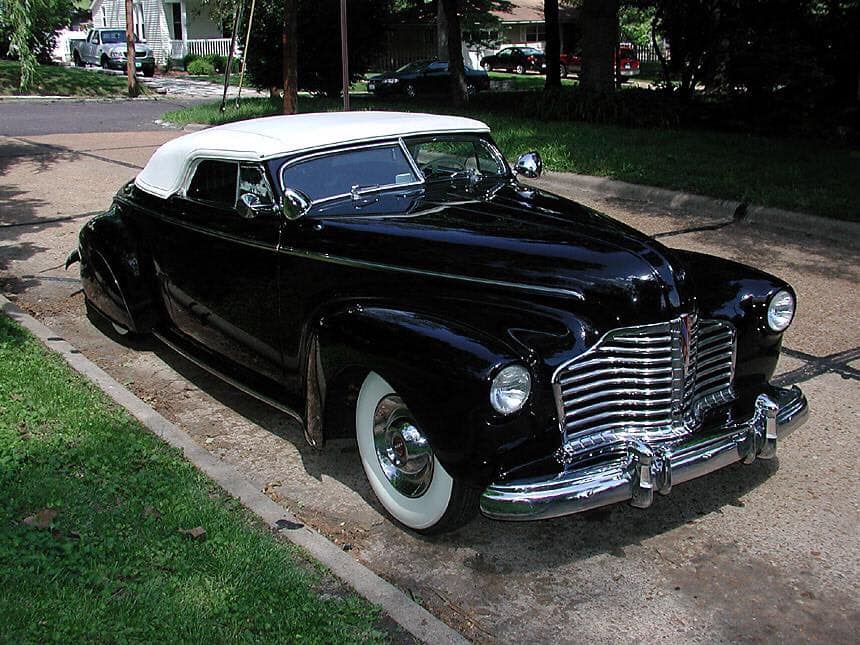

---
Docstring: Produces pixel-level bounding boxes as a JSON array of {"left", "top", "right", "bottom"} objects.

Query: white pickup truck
[{"left": 72, "top": 28, "right": 156, "bottom": 77}]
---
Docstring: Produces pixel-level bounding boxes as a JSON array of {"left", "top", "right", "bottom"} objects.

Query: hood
[{"left": 304, "top": 182, "right": 694, "bottom": 331}]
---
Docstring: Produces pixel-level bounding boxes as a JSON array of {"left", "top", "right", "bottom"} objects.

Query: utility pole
[
  {"left": 124, "top": 0, "right": 139, "bottom": 97},
  {"left": 340, "top": 0, "right": 349, "bottom": 111}
]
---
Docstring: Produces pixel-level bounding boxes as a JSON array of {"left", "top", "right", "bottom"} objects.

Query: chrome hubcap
[{"left": 372, "top": 395, "right": 434, "bottom": 498}]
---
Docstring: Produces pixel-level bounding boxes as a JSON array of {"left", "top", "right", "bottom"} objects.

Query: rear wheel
[
  {"left": 355, "top": 372, "right": 479, "bottom": 533},
  {"left": 481, "top": 62, "right": 491, "bottom": 72},
  {"left": 73, "top": 52, "right": 84, "bottom": 68},
  {"left": 560, "top": 64, "right": 568, "bottom": 78}
]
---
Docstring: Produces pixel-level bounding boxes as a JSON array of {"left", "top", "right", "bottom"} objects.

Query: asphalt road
[
  {"left": 0, "top": 97, "right": 202, "bottom": 136},
  {"left": 1, "top": 106, "right": 858, "bottom": 643}
]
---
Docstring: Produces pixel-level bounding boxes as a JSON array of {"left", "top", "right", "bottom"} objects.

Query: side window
[
  {"left": 498, "top": 49, "right": 511, "bottom": 58},
  {"left": 238, "top": 164, "right": 274, "bottom": 206},
  {"left": 187, "top": 159, "right": 238, "bottom": 208}
]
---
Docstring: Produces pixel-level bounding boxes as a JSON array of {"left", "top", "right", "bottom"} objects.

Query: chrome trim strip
[
  {"left": 480, "top": 386, "right": 808, "bottom": 521},
  {"left": 153, "top": 331, "right": 304, "bottom": 424}
]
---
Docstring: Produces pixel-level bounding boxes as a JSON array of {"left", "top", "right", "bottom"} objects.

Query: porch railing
[{"left": 169, "top": 38, "right": 235, "bottom": 61}]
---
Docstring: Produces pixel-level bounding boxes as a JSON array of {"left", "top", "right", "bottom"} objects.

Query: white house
[{"left": 89, "top": 0, "right": 231, "bottom": 65}]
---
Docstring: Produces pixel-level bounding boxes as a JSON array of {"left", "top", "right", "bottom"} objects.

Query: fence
[
  {"left": 634, "top": 42, "right": 666, "bottom": 63},
  {"left": 169, "top": 38, "right": 234, "bottom": 61}
]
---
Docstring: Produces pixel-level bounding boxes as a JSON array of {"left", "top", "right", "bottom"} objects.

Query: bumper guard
[{"left": 480, "top": 386, "right": 808, "bottom": 521}]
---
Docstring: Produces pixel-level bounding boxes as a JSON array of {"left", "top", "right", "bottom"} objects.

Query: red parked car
[{"left": 559, "top": 46, "right": 641, "bottom": 81}]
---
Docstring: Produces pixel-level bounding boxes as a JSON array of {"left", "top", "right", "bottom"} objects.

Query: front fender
[
  {"left": 675, "top": 250, "right": 793, "bottom": 389},
  {"left": 316, "top": 304, "right": 540, "bottom": 485}
]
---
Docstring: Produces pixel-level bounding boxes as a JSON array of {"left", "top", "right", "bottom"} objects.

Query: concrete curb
[
  {"left": 0, "top": 294, "right": 466, "bottom": 645},
  {"left": 532, "top": 171, "right": 860, "bottom": 249}
]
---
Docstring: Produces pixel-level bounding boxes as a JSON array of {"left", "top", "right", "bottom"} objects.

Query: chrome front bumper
[{"left": 480, "top": 386, "right": 808, "bottom": 521}]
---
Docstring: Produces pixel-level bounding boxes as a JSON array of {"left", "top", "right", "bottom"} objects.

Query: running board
[{"left": 153, "top": 331, "right": 304, "bottom": 425}]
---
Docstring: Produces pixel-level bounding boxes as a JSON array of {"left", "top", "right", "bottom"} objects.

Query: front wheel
[
  {"left": 404, "top": 83, "right": 416, "bottom": 99},
  {"left": 355, "top": 372, "right": 479, "bottom": 533},
  {"left": 100, "top": 55, "right": 110, "bottom": 70},
  {"left": 560, "top": 64, "right": 568, "bottom": 78},
  {"left": 515, "top": 64, "right": 526, "bottom": 75}
]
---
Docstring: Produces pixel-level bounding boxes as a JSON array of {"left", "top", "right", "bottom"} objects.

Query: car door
[
  {"left": 496, "top": 48, "right": 513, "bottom": 70},
  {"left": 422, "top": 60, "right": 449, "bottom": 95},
  {"left": 84, "top": 31, "right": 98, "bottom": 63},
  {"left": 152, "top": 159, "right": 285, "bottom": 384}
]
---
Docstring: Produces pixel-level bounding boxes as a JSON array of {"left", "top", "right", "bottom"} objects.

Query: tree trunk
[
  {"left": 436, "top": 0, "right": 448, "bottom": 61},
  {"left": 282, "top": 0, "right": 298, "bottom": 114},
  {"left": 124, "top": 0, "right": 139, "bottom": 98},
  {"left": 441, "top": 0, "right": 467, "bottom": 106},
  {"left": 580, "top": 0, "right": 618, "bottom": 95},
  {"left": 543, "top": 0, "right": 561, "bottom": 92},
  {"left": 652, "top": 18, "right": 672, "bottom": 96}
]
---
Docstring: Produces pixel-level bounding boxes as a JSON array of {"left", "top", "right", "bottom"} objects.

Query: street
[{"left": 1, "top": 101, "right": 858, "bottom": 643}]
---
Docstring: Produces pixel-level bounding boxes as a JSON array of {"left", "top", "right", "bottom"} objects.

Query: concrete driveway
[{"left": 1, "top": 127, "right": 858, "bottom": 643}]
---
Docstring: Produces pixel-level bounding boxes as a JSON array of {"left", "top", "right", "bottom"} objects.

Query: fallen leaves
[
  {"left": 178, "top": 526, "right": 206, "bottom": 541},
  {"left": 22, "top": 508, "right": 58, "bottom": 529}
]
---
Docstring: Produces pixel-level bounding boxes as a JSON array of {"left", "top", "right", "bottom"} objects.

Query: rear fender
[{"left": 78, "top": 204, "right": 160, "bottom": 334}]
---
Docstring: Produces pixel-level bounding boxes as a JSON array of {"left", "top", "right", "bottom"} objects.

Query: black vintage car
[
  {"left": 366, "top": 60, "right": 490, "bottom": 99},
  {"left": 69, "top": 112, "right": 808, "bottom": 534},
  {"left": 480, "top": 47, "right": 547, "bottom": 74}
]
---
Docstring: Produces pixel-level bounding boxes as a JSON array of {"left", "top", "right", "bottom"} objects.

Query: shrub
[
  {"left": 186, "top": 58, "right": 215, "bottom": 76},
  {"left": 182, "top": 53, "right": 200, "bottom": 69}
]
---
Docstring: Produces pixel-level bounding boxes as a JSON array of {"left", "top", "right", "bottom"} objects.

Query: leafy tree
[
  {"left": 619, "top": 5, "right": 653, "bottom": 45},
  {"left": 238, "top": 0, "right": 393, "bottom": 96},
  {"left": 0, "top": 0, "right": 74, "bottom": 91}
]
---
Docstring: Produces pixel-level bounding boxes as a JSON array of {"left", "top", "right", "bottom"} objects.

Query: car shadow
[{"left": 143, "top": 334, "right": 785, "bottom": 572}]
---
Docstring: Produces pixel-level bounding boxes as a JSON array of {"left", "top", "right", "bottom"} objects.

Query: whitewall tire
[{"left": 355, "top": 371, "right": 478, "bottom": 533}]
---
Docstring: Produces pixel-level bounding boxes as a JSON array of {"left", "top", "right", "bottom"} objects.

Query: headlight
[
  {"left": 490, "top": 364, "right": 531, "bottom": 415},
  {"left": 767, "top": 289, "right": 795, "bottom": 332}
]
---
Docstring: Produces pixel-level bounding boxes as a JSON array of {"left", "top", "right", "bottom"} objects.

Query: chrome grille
[{"left": 554, "top": 316, "right": 736, "bottom": 461}]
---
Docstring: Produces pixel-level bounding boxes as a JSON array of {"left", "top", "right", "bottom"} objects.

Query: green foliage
[
  {"left": 162, "top": 95, "right": 860, "bottom": 221},
  {"left": 186, "top": 58, "right": 216, "bottom": 75},
  {"left": 0, "top": 314, "right": 387, "bottom": 642},
  {"left": 0, "top": 0, "right": 75, "bottom": 88},
  {"left": 618, "top": 6, "right": 654, "bottom": 45},
  {"left": 241, "top": 0, "right": 394, "bottom": 95}
]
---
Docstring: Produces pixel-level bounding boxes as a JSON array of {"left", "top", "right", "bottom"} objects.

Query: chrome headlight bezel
[
  {"left": 767, "top": 289, "right": 795, "bottom": 332},
  {"left": 490, "top": 364, "right": 532, "bottom": 415}
]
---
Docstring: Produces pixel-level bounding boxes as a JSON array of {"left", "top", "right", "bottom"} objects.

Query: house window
[
  {"left": 525, "top": 24, "right": 545, "bottom": 43},
  {"left": 167, "top": 2, "right": 184, "bottom": 40}
]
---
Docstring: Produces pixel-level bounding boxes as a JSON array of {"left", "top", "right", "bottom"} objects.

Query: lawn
[
  {"left": 0, "top": 314, "right": 387, "bottom": 642},
  {"left": 162, "top": 95, "right": 860, "bottom": 221},
  {"left": 0, "top": 60, "right": 132, "bottom": 97}
]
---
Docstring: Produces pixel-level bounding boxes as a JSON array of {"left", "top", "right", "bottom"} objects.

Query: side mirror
[
  {"left": 282, "top": 187, "right": 312, "bottom": 221},
  {"left": 513, "top": 151, "right": 542, "bottom": 179}
]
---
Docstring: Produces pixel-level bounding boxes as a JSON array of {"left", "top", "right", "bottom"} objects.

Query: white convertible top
[{"left": 134, "top": 111, "right": 491, "bottom": 199}]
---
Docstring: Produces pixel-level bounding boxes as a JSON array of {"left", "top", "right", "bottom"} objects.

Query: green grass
[
  {"left": 487, "top": 71, "right": 578, "bottom": 90},
  {"left": 162, "top": 95, "right": 860, "bottom": 221},
  {"left": 0, "top": 60, "right": 133, "bottom": 97},
  {"left": 0, "top": 314, "right": 386, "bottom": 642}
]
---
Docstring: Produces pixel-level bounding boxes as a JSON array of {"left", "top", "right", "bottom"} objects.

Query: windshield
[
  {"left": 396, "top": 60, "right": 429, "bottom": 73},
  {"left": 280, "top": 144, "right": 420, "bottom": 203},
  {"left": 404, "top": 135, "right": 507, "bottom": 181},
  {"left": 101, "top": 30, "right": 135, "bottom": 44}
]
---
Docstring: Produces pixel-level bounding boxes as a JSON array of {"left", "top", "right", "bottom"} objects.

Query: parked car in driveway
[
  {"left": 72, "top": 28, "right": 156, "bottom": 77},
  {"left": 366, "top": 60, "right": 489, "bottom": 98},
  {"left": 480, "top": 47, "right": 547, "bottom": 74},
  {"left": 559, "top": 45, "right": 641, "bottom": 80},
  {"left": 68, "top": 111, "right": 808, "bottom": 534}
]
